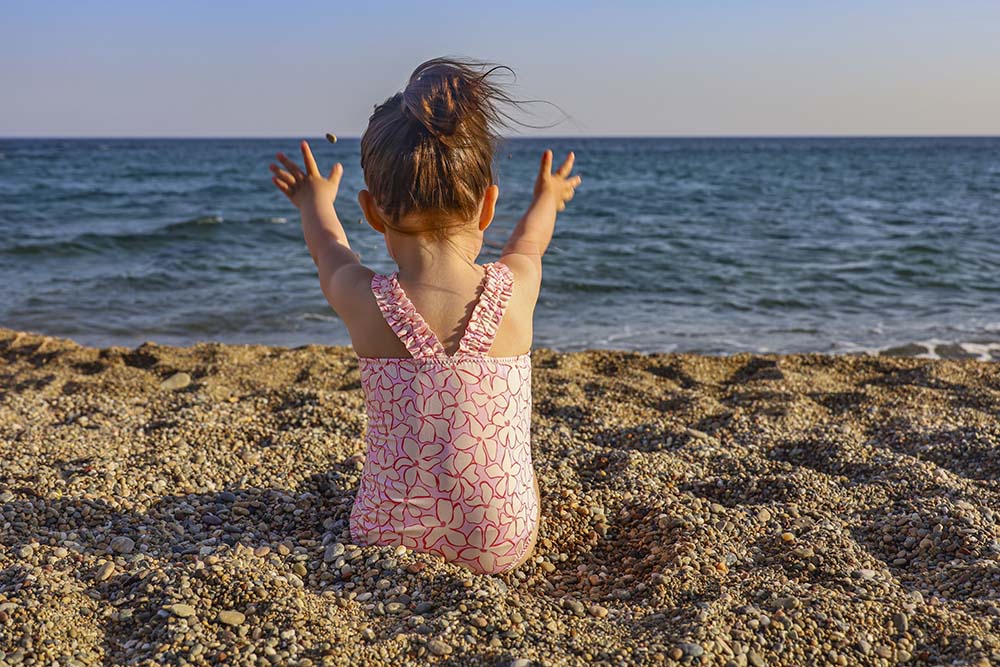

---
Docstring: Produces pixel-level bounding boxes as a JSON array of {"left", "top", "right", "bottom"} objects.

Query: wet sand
[{"left": 1, "top": 327, "right": 998, "bottom": 666}]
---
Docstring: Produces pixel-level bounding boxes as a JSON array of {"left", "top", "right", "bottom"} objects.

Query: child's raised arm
[
  {"left": 499, "top": 150, "right": 581, "bottom": 293},
  {"left": 270, "top": 140, "right": 371, "bottom": 319}
]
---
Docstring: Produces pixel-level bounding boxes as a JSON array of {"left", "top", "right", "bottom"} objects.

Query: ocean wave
[
  {"left": 2, "top": 214, "right": 294, "bottom": 257},
  {"left": 161, "top": 215, "right": 224, "bottom": 232}
]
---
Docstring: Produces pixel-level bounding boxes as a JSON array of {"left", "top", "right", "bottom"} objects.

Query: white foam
[
  {"left": 300, "top": 312, "right": 337, "bottom": 322},
  {"left": 955, "top": 342, "right": 1000, "bottom": 360},
  {"left": 865, "top": 338, "right": 1000, "bottom": 361}
]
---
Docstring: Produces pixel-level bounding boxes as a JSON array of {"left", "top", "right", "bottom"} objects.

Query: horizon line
[{"left": 3, "top": 134, "right": 1000, "bottom": 141}]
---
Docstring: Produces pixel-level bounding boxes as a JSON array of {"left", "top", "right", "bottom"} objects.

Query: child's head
[{"left": 359, "top": 57, "right": 515, "bottom": 241}]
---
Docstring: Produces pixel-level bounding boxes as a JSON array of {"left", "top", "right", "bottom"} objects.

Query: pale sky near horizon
[{"left": 2, "top": 1, "right": 999, "bottom": 137}]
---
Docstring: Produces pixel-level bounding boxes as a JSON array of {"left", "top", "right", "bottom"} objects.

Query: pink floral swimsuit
[{"left": 349, "top": 261, "right": 539, "bottom": 574}]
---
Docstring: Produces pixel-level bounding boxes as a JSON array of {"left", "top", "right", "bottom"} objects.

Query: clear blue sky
[{"left": 2, "top": 0, "right": 998, "bottom": 136}]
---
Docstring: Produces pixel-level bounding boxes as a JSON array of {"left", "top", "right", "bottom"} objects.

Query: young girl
[{"left": 269, "top": 57, "right": 580, "bottom": 575}]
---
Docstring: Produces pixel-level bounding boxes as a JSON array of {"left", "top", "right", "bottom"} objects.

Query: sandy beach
[{"left": 1, "top": 326, "right": 998, "bottom": 666}]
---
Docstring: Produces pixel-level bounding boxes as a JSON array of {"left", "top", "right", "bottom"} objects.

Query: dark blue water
[{"left": 2, "top": 137, "right": 999, "bottom": 357}]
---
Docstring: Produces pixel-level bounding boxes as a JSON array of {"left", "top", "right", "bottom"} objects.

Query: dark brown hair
[{"left": 360, "top": 57, "right": 520, "bottom": 237}]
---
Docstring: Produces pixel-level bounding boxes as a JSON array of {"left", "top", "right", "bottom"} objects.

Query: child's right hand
[
  {"left": 533, "top": 150, "right": 582, "bottom": 212},
  {"left": 499, "top": 150, "right": 580, "bottom": 273}
]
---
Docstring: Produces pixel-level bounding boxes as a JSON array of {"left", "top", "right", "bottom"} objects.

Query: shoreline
[
  {"left": 5, "top": 325, "right": 1000, "bottom": 363},
  {"left": 1, "top": 327, "right": 998, "bottom": 665}
]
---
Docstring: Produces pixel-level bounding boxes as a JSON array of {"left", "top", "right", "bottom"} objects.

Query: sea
[{"left": 1, "top": 137, "right": 998, "bottom": 358}]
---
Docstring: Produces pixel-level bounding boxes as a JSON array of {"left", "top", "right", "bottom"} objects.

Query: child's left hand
[{"left": 269, "top": 140, "right": 343, "bottom": 210}]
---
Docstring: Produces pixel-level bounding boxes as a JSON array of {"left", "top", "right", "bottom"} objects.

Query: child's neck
[{"left": 388, "top": 229, "right": 484, "bottom": 279}]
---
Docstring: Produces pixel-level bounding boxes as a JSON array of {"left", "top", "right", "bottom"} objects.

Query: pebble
[
  {"left": 16, "top": 544, "right": 33, "bottom": 559},
  {"left": 588, "top": 605, "right": 609, "bottom": 618},
  {"left": 160, "top": 372, "right": 191, "bottom": 390},
  {"left": 427, "top": 639, "right": 452, "bottom": 656},
  {"left": 767, "top": 598, "right": 788, "bottom": 612},
  {"left": 747, "top": 650, "right": 765, "bottom": 667},
  {"left": 892, "top": 611, "right": 909, "bottom": 634},
  {"left": 110, "top": 536, "right": 135, "bottom": 554},
  {"left": 324, "top": 543, "right": 345, "bottom": 562},
  {"left": 217, "top": 610, "right": 245, "bottom": 626},
  {"left": 166, "top": 603, "right": 196, "bottom": 618},
  {"left": 95, "top": 561, "right": 115, "bottom": 582},
  {"left": 679, "top": 642, "right": 704, "bottom": 657},
  {"left": 563, "top": 599, "right": 585, "bottom": 617},
  {"left": 510, "top": 660, "right": 532, "bottom": 667}
]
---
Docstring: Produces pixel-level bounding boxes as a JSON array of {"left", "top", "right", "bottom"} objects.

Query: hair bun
[{"left": 400, "top": 59, "right": 488, "bottom": 144}]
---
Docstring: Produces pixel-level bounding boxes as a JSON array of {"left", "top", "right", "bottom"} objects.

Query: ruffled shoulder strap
[
  {"left": 457, "top": 262, "right": 515, "bottom": 356},
  {"left": 371, "top": 272, "right": 447, "bottom": 359}
]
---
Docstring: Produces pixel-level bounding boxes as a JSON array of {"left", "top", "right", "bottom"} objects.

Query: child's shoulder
[
  {"left": 496, "top": 254, "right": 542, "bottom": 308},
  {"left": 320, "top": 263, "right": 377, "bottom": 319}
]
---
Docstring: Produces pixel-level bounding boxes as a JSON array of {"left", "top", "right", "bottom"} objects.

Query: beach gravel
[{"left": 1, "top": 328, "right": 999, "bottom": 665}]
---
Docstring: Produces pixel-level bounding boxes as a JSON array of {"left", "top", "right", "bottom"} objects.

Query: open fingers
[
  {"left": 300, "top": 140, "right": 320, "bottom": 176},
  {"left": 269, "top": 164, "right": 297, "bottom": 187},
  {"left": 538, "top": 149, "right": 553, "bottom": 179},
  {"left": 271, "top": 176, "right": 291, "bottom": 195},
  {"left": 327, "top": 162, "right": 343, "bottom": 186},
  {"left": 555, "top": 151, "right": 575, "bottom": 177},
  {"left": 276, "top": 152, "right": 304, "bottom": 179}
]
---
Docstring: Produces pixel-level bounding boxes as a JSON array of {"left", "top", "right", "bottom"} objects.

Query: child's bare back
[{"left": 343, "top": 258, "right": 536, "bottom": 360}]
